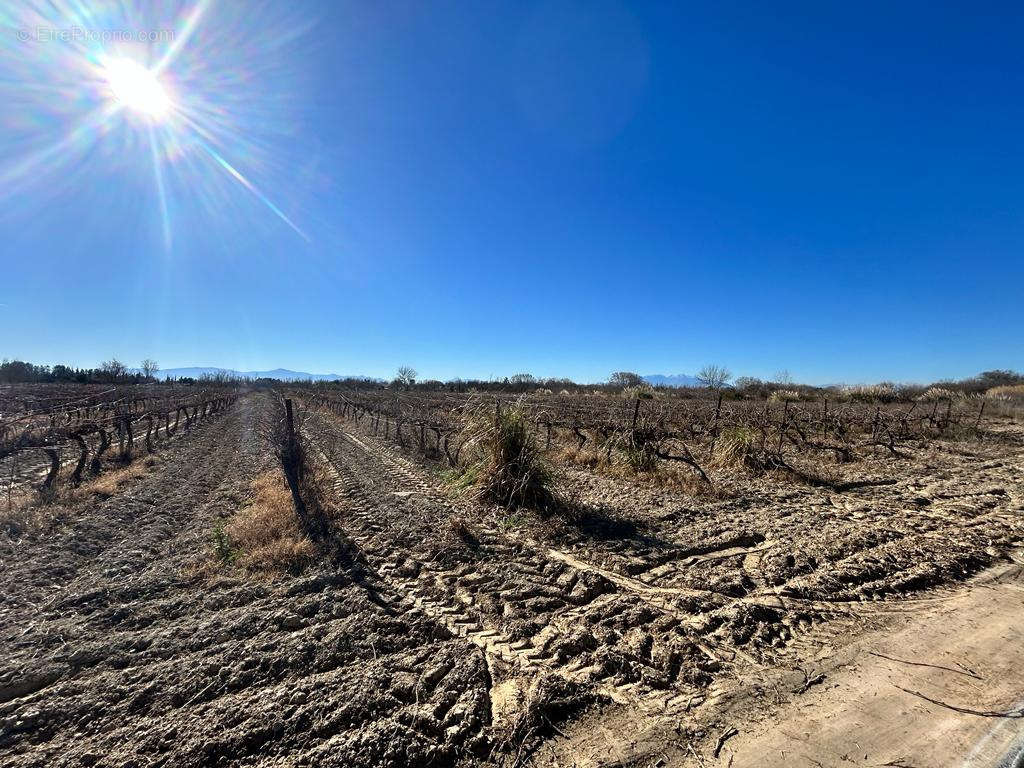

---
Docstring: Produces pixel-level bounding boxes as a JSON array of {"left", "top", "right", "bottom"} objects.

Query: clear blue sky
[{"left": 1, "top": 1, "right": 1021, "bottom": 384}]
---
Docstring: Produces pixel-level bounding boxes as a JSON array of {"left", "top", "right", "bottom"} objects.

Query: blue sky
[{"left": 1, "top": 1, "right": 1021, "bottom": 384}]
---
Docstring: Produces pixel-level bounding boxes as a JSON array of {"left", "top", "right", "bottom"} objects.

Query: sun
[
  {"left": 1, "top": 2, "right": 309, "bottom": 245},
  {"left": 101, "top": 57, "right": 172, "bottom": 121}
]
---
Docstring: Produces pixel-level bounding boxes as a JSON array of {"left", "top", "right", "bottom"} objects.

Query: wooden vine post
[
  {"left": 778, "top": 399, "right": 790, "bottom": 455},
  {"left": 709, "top": 390, "right": 723, "bottom": 453},
  {"left": 285, "top": 398, "right": 296, "bottom": 452}
]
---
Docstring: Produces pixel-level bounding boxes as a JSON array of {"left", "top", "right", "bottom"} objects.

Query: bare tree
[
  {"left": 100, "top": 358, "right": 127, "bottom": 380},
  {"left": 395, "top": 366, "right": 417, "bottom": 387},
  {"left": 509, "top": 373, "right": 536, "bottom": 386},
  {"left": 141, "top": 359, "right": 159, "bottom": 380},
  {"left": 609, "top": 371, "right": 644, "bottom": 388},
  {"left": 696, "top": 365, "right": 732, "bottom": 389},
  {"left": 773, "top": 369, "right": 794, "bottom": 386},
  {"left": 734, "top": 376, "right": 764, "bottom": 395}
]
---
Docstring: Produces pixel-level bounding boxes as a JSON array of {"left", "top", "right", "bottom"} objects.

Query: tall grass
[
  {"left": 987, "top": 384, "right": 1024, "bottom": 401},
  {"left": 986, "top": 384, "right": 1024, "bottom": 422},
  {"left": 464, "top": 401, "right": 555, "bottom": 510}
]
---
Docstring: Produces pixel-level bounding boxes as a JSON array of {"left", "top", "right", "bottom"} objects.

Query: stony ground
[{"left": 2, "top": 392, "right": 1022, "bottom": 767}]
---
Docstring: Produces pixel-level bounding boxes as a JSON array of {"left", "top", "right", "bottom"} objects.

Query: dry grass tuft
[
  {"left": 621, "top": 383, "right": 656, "bottom": 401},
  {"left": 713, "top": 426, "right": 765, "bottom": 471},
  {"left": 0, "top": 491, "right": 49, "bottom": 536},
  {"left": 985, "top": 384, "right": 1024, "bottom": 422},
  {"left": 2, "top": 454, "right": 163, "bottom": 536},
  {"left": 74, "top": 459, "right": 156, "bottom": 500},
  {"left": 223, "top": 470, "right": 315, "bottom": 574},
  {"left": 987, "top": 384, "right": 1024, "bottom": 401},
  {"left": 550, "top": 445, "right": 606, "bottom": 470},
  {"left": 459, "top": 401, "right": 556, "bottom": 511},
  {"left": 917, "top": 387, "right": 962, "bottom": 402},
  {"left": 481, "top": 404, "right": 554, "bottom": 510},
  {"left": 840, "top": 384, "right": 899, "bottom": 403}
]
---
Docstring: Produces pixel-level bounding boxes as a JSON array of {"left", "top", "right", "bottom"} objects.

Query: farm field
[
  {"left": 2, "top": 384, "right": 1023, "bottom": 767},
  {"left": 5, "top": 0, "right": 1024, "bottom": 765}
]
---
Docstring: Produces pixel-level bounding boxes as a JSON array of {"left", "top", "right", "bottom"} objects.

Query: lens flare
[{"left": 0, "top": 1, "right": 315, "bottom": 249}]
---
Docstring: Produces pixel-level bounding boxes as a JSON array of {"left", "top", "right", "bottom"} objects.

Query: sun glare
[
  {"left": 2, "top": 1, "right": 309, "bottom": 246},
  {"left": 102, "top": 57, "right": 171, "bottom": 120}
]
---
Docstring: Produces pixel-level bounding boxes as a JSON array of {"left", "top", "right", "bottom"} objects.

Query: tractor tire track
[{"left": 305, "top": 412, "right": 715, "bottom": 713}]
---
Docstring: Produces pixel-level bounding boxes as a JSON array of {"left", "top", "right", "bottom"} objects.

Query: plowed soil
[{"left": 2, "top": 393, "right": 1023, "bottom": 767}]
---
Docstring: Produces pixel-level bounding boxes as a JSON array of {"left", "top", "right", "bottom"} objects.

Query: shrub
[
  {"left": 768, "top": 389, "right": 801, "bottom": 402},
  {"left": 473, "top": 402, "right": 554, "bottom": 510},
  {"left": 734, "top": 377, "right": 768, "bottom": 398}
]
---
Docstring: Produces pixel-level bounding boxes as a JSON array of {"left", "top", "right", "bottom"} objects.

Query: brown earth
[
  {"left": 0, "top": 395, "right": 492, "bottom": 767},
  {"left": 724, "top": 558, "right": 1024, "bottom": 767},
  {"left": 1, "top": 393, "right": 1022, "bottom": 766}
]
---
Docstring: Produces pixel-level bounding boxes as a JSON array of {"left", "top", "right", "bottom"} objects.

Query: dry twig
[{"left": 893, "top": 684, "right": 1024, "bottom": 718}]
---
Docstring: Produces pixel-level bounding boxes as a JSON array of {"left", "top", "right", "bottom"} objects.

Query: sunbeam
[
  {"left": 148, "top": 125, "right": 172, "bottom": 251},
  {"left": 152, "top": 0, "right": 208, "bottom": 76},
  {"left": 200, "top": 141, "right": 311, "bottom": 242}
]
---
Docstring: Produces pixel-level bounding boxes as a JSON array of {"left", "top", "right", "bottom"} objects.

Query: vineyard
[
  {"left": 0, "top": 384, "right": 239, "bottom": 503},
  {"left": 1, "top": 382, "right": 1022, "bottom": 767},
  {"left": 301, "top": 387, "right": 990, "bottom": 488}
]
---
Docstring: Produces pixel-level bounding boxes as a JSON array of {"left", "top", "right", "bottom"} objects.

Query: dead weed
[{"left": 221, "top": 470, "right": 315, "bottom": 575}]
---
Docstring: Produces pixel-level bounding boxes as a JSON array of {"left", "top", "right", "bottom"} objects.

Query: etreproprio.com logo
[{"left": 17, "top": 27, "right": 174, "bottom": 43}]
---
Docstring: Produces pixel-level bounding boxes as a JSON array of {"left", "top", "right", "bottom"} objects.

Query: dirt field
[{"left": 2, "top": 391, "right": 1023, "bottom": 766}]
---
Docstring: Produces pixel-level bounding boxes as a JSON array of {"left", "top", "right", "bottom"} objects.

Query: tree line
[
  {"left": 0, "top": 358, "right": 159, "bottom": 385},
  {"left": 321, "top": 365, "right": 1024, "bottom": 399},
  {"left": 3, "top": 358, "right": 1020, "bottom": 397}
]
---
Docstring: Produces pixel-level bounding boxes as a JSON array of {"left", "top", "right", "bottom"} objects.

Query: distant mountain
[
  {"left": 153, "top": 367, "right": 368, "bottom": 382},
  {"left": 642, "top": 373, "right": 700, "bottom": 388}
]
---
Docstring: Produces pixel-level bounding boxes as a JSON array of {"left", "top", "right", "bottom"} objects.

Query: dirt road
[{"left": 724, "top": 559, "right": 1024, "bottom": 767}]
